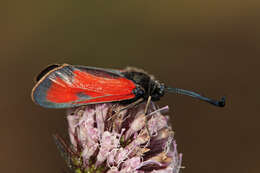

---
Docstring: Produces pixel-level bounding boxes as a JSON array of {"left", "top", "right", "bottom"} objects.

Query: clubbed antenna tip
[{"left": 166, "top": 87, "right": 226, "bottom": 107}]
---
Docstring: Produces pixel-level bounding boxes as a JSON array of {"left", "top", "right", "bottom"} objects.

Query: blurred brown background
[{"left": 1, "top": 0, "right": 259, "bottom": 173}]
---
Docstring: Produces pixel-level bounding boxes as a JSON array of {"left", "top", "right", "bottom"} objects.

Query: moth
[{"left": 31, "top": 64, "right": 225, "bottom": 108}]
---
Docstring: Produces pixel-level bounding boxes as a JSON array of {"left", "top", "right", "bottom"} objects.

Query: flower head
[{"left": 54, "top": 102, "right": 182, "bottom": 173}]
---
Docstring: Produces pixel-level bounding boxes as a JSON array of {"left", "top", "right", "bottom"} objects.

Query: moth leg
[
  {"left": 107, "top": 98, "right": 144, "bottom": 121},
  {"left": 119, "top": 98, "right": 144, "bottom": 113},
  {"left": 144, "top": 79, "right": 153, "bottom": 138},
  {"left": 144, "top": 96, "right": 152, "bottom": 139},
  {"left": 144, "top": 95, "right": 152, "bottom": 115}
]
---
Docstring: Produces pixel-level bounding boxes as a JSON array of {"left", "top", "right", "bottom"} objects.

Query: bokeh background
[{"left": 2, "top": 0, "right": 259, "bottom": 173}]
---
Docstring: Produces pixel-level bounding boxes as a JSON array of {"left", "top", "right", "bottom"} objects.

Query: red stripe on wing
[{"left": 46, "top": 69, "right": 136, "bottom": 104}]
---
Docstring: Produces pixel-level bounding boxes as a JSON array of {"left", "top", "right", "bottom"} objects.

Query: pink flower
[{"left": 54, "top": 102, "right": 182, "bottom": 173}]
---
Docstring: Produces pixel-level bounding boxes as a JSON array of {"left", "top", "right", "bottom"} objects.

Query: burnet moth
[{"left": 31, "top": 64, "right": 225, "bottom": 109}]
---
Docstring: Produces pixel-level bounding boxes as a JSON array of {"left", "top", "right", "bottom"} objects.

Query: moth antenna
[{"left": 166, "top": 87, "right": 225, "bottom": 107}]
